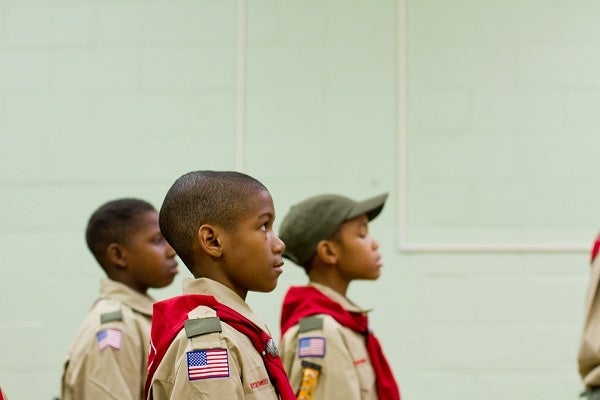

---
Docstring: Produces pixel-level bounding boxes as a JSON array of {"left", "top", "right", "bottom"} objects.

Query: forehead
[
  {"left": 252, "top": 189, "right": 274, "bottom": 209},
  {"left": 340, "top": 213, "right": 369, "bottom": 229},
  {"left": 120, "top": 210, "right": 159, "bottom": 244},
  {"left": 239, "top": 189, "right": 274, "bottom": 217},
  {"left": 129, "top": 210, "right": 160, "bottom": 232}
]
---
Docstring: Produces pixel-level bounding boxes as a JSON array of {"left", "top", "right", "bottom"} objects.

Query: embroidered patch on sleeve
[
  {"left": 97, "top": 328, "right": 122, "bottom": 351},
  {"left": 187, "top": 349, "right": 230, "bottom": 380},
  {"left": 298, "top": 337, "right": 326, "bottom": 358}
]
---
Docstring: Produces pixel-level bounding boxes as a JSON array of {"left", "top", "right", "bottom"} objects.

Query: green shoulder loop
[
  {"left": 185, "top": 317, "right": 222, "bottom": 338},
  {"left": 298, "top": 316, "right": 323, "bottom": 333},
  {"left": 100, "top": 310, "right": 123, "bottom": 324}
]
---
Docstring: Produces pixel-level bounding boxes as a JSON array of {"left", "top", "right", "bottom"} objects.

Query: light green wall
[
  {"left": 405, "top": 1, "right": 600, "bottom": 245},
  {"left": 0, "top": 1, "right": 594, "bottom": 398}
]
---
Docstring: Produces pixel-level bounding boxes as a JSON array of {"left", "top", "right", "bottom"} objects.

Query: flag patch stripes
[
  {"left": 187, "top": 348, "right": 230, "bottom": 380},
  {"left": 298, "top": 336, "right": 326, "bottom": 358},
  {"left": 97, "top": 328, "right": 122, "bottom": 351}
]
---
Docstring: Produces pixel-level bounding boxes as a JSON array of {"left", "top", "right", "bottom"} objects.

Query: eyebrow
[{"left": 257, "top": 212, "right": 274, "bottom": 221}]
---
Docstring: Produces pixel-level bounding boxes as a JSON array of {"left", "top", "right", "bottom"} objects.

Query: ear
[
  {"left": 315, "top": 240, "right": 338, "bottom": 265},
  {"left": 197, "top": 224, "right": 224, "bottom": 258},
  {"left": 106, "top": 242, "right": 127, "bottom": 269}
]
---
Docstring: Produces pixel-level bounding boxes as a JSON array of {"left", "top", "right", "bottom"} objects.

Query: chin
[{"left": 250, "top": 282, "right": 275, "bottom": 293}]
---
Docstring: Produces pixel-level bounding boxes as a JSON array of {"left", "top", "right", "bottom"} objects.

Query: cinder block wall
[{"left": 0, "top": 1, "right": 595, "bottom": 398}]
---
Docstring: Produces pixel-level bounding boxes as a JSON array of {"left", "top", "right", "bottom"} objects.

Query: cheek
[
  {"left": 145, "top": 248, "right": 162, "bottom": 262},
  {"left": 357, "top": 242, "right": 374, "bottom": 259}
]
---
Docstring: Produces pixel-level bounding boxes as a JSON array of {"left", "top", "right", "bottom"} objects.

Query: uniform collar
[
  {"left": 99, "top": 278, "right": 154, "bottom": 316},
  {"left": 182, "top": 277, "right": 269, "bottom": 332}
]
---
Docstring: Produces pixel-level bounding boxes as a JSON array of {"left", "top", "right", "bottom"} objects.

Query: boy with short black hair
[
  {"left": 61, "top": 198, "right": 178, "bottom": 400},
  {"left": 278, "top": 193, "right": 400, "bottom": 400},
  {"left": 145, "top": 170, "right": 295, "bottom": 400}
]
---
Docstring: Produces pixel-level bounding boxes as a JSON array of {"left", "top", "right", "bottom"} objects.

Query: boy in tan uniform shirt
[
  {"left": 61, "top": 198, "right": 178, "bottom": 400},
  {"left": 145, "top": 170, "right": 295, "bottom": 399},
  {"left": 578, "top": 232, "right": 600, "bottom": 399},
  {"left": 278, "top": 193, "right": 400, "bottom": 400}
]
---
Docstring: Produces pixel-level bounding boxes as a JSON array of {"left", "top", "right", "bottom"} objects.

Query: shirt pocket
[
  {"left": 236, "top": 347, "right": 277, "bottom": 398},
  {"left": 346, "top": 338, "right": 376, "bottom": 394},
  {"left": 355, "top": 358, "right": 376, "bottom": 394}
]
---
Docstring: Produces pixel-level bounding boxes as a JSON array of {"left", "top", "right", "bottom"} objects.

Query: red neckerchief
[
  {"left": 591, "top": 233, "right": 600, "bottom": 264},
  {"left": 280, "top": 285, "right": 401, "bottom": 400},
  {"left": 145, "top": 294, "right": 295, "bottom": 400}
]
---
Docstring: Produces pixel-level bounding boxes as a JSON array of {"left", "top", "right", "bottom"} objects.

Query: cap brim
[{"left": 347, "top": 193, "right": 388, "bottom": 221}]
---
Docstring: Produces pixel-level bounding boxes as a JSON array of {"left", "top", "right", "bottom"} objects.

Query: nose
[
  {"left": 273, "top": 233, "right": 286, "bottom": 254},
  {"left": 166, "top": 242, "right": 177, "bottom": 258},
  {"left": 372, "top": 237, "right": 380, "bottom": 250}
]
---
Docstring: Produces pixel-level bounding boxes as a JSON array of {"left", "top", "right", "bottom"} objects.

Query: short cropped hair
[
  {"left": 159, "top": 170, "right": 267, "bottom": 267},
  {"left": 86, "top": 198, "right": 156, "bottom": 267}
]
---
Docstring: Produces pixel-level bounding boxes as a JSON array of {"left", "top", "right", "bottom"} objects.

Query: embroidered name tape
[
  {"left": 298, "top": 336, "right": 326, "bottom": 358},
  {"left": 187, "top": 349, "right": 229, "bottom": 380}
]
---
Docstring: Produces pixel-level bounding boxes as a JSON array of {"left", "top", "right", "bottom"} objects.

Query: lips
[
  {"left": 273, "top": 260, "right": 284, "bottom": 271},
  {"left": 168, "top": 262, "right": 179, "bottom": 275}
]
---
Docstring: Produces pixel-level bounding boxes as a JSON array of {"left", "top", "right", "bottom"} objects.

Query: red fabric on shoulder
[
  {"left": 145, "top": 294, "right": 295, "bottom": 400},
  {"left": 280, "top": 285, "right": 401, "bottom": 400}
]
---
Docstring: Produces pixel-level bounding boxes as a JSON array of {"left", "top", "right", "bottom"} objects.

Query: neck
[
  {"left": 308, "top": 268, "right": 349, "bottom": 297},
  {"left": 107, "top": 272, "right": 148, "bottom": 296},
  {"left": 192, "top": 265, "right": 248, "bottom": 301}
]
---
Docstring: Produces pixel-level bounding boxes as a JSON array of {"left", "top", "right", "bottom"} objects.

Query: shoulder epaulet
[
  {"left": 100, "top": 309, "right": 123, "bottom": 324},
  {"left": 298, "top": 316, "right": 323, "bottom": 333},
  {"left": 184, "top": 317, "right": 222, "bottom": 338}
]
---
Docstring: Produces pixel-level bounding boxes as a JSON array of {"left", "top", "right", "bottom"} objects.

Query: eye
[
  {"left": 358, "top": 226, "right": 368, "bottom": 238},
  {"left": 260, "top": 222, "right": 268, "bottom": 231}
]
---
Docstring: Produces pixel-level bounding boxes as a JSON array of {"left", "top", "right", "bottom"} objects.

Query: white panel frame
[
  {"left": 235, "top": 0, "right": 247, "bottom": 172},
  {"left": 395, "top": 0, "right": 588, "bottom": 253}
]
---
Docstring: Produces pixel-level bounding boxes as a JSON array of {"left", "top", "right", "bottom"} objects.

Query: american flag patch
[
  {"left": 97, "top": 328, "right": 122, "bottom": 351},
  {"left": 298, "top": 336, "right": 326, "bottom": 358},
  {"left": 187, "top": 349, "right": 229, "bottom": 380}
]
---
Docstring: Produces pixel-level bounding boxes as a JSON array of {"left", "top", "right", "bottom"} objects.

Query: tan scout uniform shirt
[
  {"left": 147, "top": 278, "right": 280, "bottom": 400},
  {"left": 579, "top": 256, "right": 600, "bottom": 387},
  {"left": 61, "top": 279, "right": 154, "bottom": 400},
  {"left": 280, "top": 282, "right": 377, "bottom": 400}
]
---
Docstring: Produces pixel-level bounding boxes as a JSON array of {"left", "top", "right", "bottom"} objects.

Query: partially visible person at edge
[
  {"left": 61, "top": 198, "right": 178, "bottom": 400},
  {"left": 145, "top": 170, "right": 295, "bottom": 400},
  {"left": 578, "top": 232, "right": 600, "bottom": 399},
  {"left": 278, "top": 192, "right": 401, "bottom": 400}
]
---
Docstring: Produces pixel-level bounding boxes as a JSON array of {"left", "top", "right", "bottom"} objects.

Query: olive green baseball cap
[{"left": 279, "top": 193, "right": 388, "bottom": 267}]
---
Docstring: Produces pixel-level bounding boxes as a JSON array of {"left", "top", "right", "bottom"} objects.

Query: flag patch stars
[
  {"left": 298, "top": 337, "right": 326, "bottom": 358},
  {"left": 187, "top": 349, "right": 230, "bottom": 381},
  {"left": 97, "top": 328, "right": 122, "bottom": 351}
]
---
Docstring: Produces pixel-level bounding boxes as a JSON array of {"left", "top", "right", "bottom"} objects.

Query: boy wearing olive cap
[{"left": 278, "top": 193, "right": 400, "bottom": 400}]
